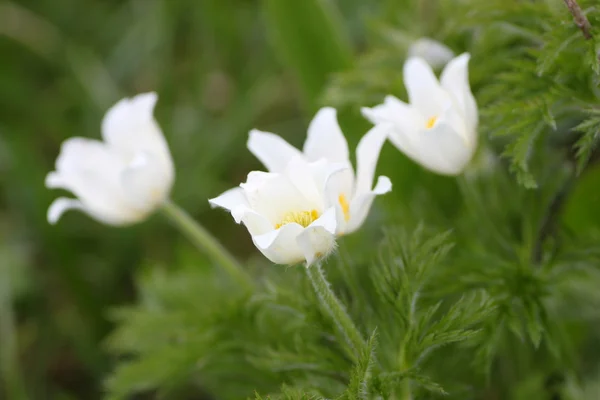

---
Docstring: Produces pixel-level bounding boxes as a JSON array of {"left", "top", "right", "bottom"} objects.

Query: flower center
[
  {"left": 338, "top": 194, "right": 350, "bottom": 222},
  {"left": 425, "top": 116, "right": 438, "bottom": 129},
  {"left": 275, "top": 209, "right": 319, "bottom": 229}
]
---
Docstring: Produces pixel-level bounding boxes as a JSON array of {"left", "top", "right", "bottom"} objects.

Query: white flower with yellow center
[
  {"left": 362, "top": 53, "right": 478, "bottom": 176},
  {"left": 209, "top": 107, "right": 391, "bottom": 265},
  {"left": 46, "top": 92, "right": 174, "bottom": 225},
  {"left": 209, "top": 158, "right": 341, "bottom": 265}
]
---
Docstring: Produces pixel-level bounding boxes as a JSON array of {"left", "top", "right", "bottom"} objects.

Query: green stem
[
  {"left": 306, "top": 261, "right": 365, "bottom": 359},
  {"left": 0, "top": 264, "right": 28, "bottom": 400},
  {"left": 397, "top": 346, "right": 412, "bottom": 400},
  {"left": 161, "top": 200, "right": 253, "bottom": 292}
]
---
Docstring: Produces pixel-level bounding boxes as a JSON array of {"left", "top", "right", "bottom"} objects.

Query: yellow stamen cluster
[
  {"left": 338, "top": 194, "right": 350, "bottom": 222},
  {"left": 426, "top": 116, "right": 438, "bottom": 129},
  {"left": 275, "top": 209, "right": 319, "bottom": 229}
]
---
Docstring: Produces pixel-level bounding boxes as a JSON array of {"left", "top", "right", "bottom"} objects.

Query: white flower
[
  {"left": 46, "top": 92, "right": 174, "bottom": 225},
  {"left": 248, "top": 108, "right": 393, "bottom": 235},
  {"left": 362, "top": 53, "right": 478, "bottom": 176},
  {"left": 209, "top": 159, "right": 342, "bottom": 265},
  {"left": 209, "top": 107, "right": 392, "bottom": 265},
  {"left": 408, "top": 38, "right": 454, "bottom": 69}
]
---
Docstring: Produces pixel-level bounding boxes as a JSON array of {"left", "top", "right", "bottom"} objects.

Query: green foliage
[
  {"left": 466, "top": 0, "right": 599, "bottom": 188},
  {"left": 5, "top": 0, "right": 600, "bottom": 399},
  {"left": 254, "top": 384, "right": 325, "bottom": 400},
  {"left": 261, "top": 0, "right": 353, "bottom": 111},
  {"left": 574, "top": 109, "right": 600, "bottom": 174},
  {"left": 368, "top": 227, "right": 493, "bottom": 397},
  {"left": 343, "top": 330, "right": 378, "bottom": 400},
  {"left": 106, "top": 226, "right": 498, "bottom": 399}
]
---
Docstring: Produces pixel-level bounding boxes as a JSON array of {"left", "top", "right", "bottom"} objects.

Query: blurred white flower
[
  {"left": 408, "top": 38, "right": 454, "bottom": 69},
  {"left": 209, "top": 107, "right": 391, "bottom": 265},
  {"left": 362, "top": 53, "right": 478, "bottom": 175},
  {"left": 46, "top": 92, "right": 174, "bottom": 225}
]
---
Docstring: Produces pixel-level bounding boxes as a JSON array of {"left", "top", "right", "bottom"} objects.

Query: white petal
[
  {"left": 120, "top": 152, "right": 173, "bottom": 211},
  {"left": 249, "top": 204, "right": 337, "bottom": 265},
  {"left": 47, "top": 197, "right": 86, "bottom": 224},
  {"left": 46, "top": 197, "right": 135, "bottom": 226},
  {"left": 408, "top": 38, "right": 455, "bottom": 69},
  {"left": 232, "top": 206, "right": 273, "bottom": 236},
  {"left": 238, "top": 170, "right": 272, "bottom": 192},
  {"left": 209, "top": 187, "right": 249, "bottom": 212},
  {"left": 355, "top": 124, "right": 391, "bottom": 196},
  {"left": 284, "top": 156, "right": 328, "bottom": 208},
  {"left": 209, "top": 188, "right": 273, "bottom": 235},
  {"left": 345, "top": 176, "right": 392, "bottom": 234},
  {"left": 52, "top": 137, "right": 126, "bottom": 186},
  {"left": 440, "top": 53, "right": 478, "bottom": 142},
  {"left": 240, "top": 171, "right": 313, "bottom": 226},
  {"left": 101, "top": 92, "right": 174, "bottom": 174},
  {"left": 308, "top": 159, "right": 353, "bottom": 201},
  {"left": 361, "top": 97, "right": 423, "bottom": 164},
  {"left": 361, "top": 95, "right": 420, "bottom": 127},
  {"left": 253, "top": 223, "right": 306, "bottom": 265},
  {"left": 361, "top": 105, "right": 385, "bottom": 126},
  {"left": 303, "top": 107, "right": 349, "bottom": 164},
  {"left": 404, "top": 57, "right": 449, "bottom": 117},
  {"left": 397, "top": 116, "right": 474, "bottom": 175},
  {"left": 372, "top": 175, "right": 392, "bottom": 194},
  {"left": 323, "top": 166, "right": 355, "bottom": 233},
  {"left": 247, "top": 129, "right": 303, "bottom": 172},
  {"left": 45, "top": 171, "right": 66, "bottom": 189},
  {"left": 385, "top": 126, "right": 422, "bottom": 169},
  {"left": 296, "top": 207, "right": 337, "bottom": 266},
  {"left": 47, "top": 137, "right": 144, "bottom": 224}
]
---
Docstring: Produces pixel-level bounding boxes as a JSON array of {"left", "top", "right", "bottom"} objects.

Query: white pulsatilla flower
[
  {"left": 210, "top": 159, "right": 342, "bottom": 265},
  {"left": 209, "top": 107, "right": 391, "bottom": 265},
  {"left": 46, "top": 92, "right": 174, "bottom": 225},
  {"left": 408, "top": 37, "right": 454, "bottom": 69},
  {"left": 362, "top": 53, "right": 478, "bottom": 176}
]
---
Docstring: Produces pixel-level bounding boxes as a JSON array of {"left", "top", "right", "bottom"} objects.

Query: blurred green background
[
  {"left": 5, "top": 0, "right": 600, "bottom": 399},
  {"left": 0, "top": 0, "right": 396, "bottom": 398}
]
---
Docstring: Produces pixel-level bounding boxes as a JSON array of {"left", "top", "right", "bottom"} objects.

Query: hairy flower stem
[
  {"left": 162, "top": 201, "right": 253, "bottom": 291},
  {"left": 306, "top": 261, "right": 365, "bottom": 359},
  {"left": 0, "top": 265, "right": 29, "bottom": 400}
]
